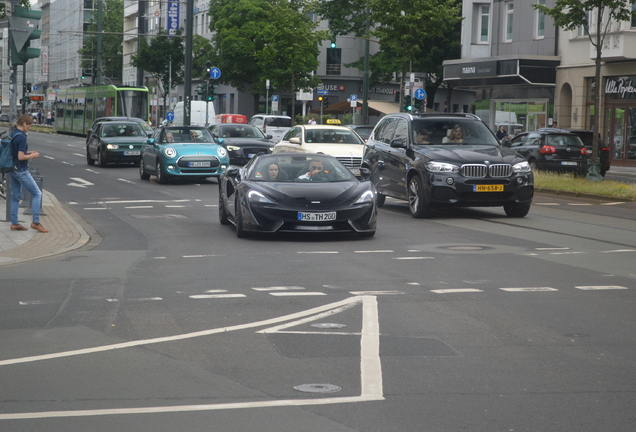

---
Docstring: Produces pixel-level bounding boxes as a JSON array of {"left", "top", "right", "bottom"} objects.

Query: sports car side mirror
[
  {"left": 359, "top": 167, "right": 372, "bottom": 180},
  {"left": 225, "top": 166, "right": 240, "bottom": 178}
]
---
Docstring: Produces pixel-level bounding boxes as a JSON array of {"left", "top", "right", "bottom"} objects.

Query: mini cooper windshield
[
  {"left": 248, "top": 155, "right": 357, "bottom": 183},
  {"left": 410, "top": 119, "right": 500, "bottom": 147}
]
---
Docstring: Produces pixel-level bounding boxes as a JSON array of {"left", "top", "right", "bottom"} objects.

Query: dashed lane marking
[
  {"left": 190, "top": 294, "right": 246, "bottom": 299},
  {"left": 392, "top": 256, "right": 435, "bottom": 260},
  {"left": 500, "top": 287, "right": 558, "bottom": 292},
  {"left": 575, "top": 285, "right": 628, "bottom": 290},
  {"left": 600, "top": 249, "right": 636, "bottom": 253},
  {"left": 430, "top": 289, "right": 483, "bottom": 294},
  {"left": 252, "top": 286, "right": 305, "bottom": 291},
  {"left": 269, "top": 292, "right": 327, "bottom": 296}
]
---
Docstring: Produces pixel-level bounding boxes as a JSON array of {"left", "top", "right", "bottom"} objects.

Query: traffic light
[
  {"left": 206, "top": 61, "right": 212, "bottom": 79},
  {"left": 196, "top": 84, "right": 205, "bottom": 98},
  {"left": 323, "top": 97, "right": 329, "bottom": 108},
  {"left": 404, "top": 95, "right": 412, "bottom": 112},
  {"left": 414, "top": 98, "right": 423, "bottom": 111},
  {"left": 330, "top": 37, "right": 337, "bottom": 49},
  {"left": 9, "top": 6, "right": 43, "bottom": 66},
  {"left": 26, "top": 83, "right": 32, "bottom": 93},
  {"left": 208, "top": 85, "right": 218, "bottom": 102},
  {"left": 318, "top": 96, "right": 324, "bottom": 104}
]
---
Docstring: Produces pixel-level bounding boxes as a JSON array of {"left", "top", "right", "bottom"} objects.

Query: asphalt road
[{"left": 1, "top": 132, "right": 635, "bottom": 431}]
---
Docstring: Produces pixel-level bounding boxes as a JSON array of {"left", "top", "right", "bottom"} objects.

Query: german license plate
[
  {"left": 188, "top": 161, "right": 211, "bottom": 167},
  {"left": 123, "top": 151, "right": 140, "bottom": 156},
  {"left": 473, "top": 184, "right": 504, "bottom": 192},
  {"left": 297, "top": 212, "right": 337, "bottom": 221},
  {"left": 247, "top": 154, "right": 256, "bottom": 159},
  {"left": 348, "top": 167, "right": 361, "bottom": 176},
  {"left": 561, "top": 161, "right": 578, "bottom": 166}
]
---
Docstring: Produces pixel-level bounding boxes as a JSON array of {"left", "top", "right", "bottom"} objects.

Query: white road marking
[
  {"left": 407, "top": 282, "right": 420, "bottom": 285},
  {"left": 182, "top": 254, "right": 225, "bottom": 258},
  {"left": 85, "top": 169, "right": 100, "bottom": 174},
  {"left": 430, "top": 289, "right": 483, "bottom": 294},
  {"left": 269, "top": 292, "right": 327, "bottom": 296},
  {"left": 84, "top": 208, "right": 109, "bottom": 210},
  {"left": 153, "top": 257, "right": 166, "bottom": 259},
  {"left": 567, "top": 203, "right": 592, "bottom": 206},
  {"left": 500, "top": 287, "right": 558, "bottom": 292},
  {"left": 72, "top": 153, "right": 84, "bottom": 157},
  {"left": 18, "top": 300, "right": 53, "bottom": 305},
  {"left": 392, "top": 256, "right": 435, "bottom": 260},
  {"left": 354, "top": 250, "right": 394, "bottom": 253},
  {"left": 61, "top": 161, "right": 74, "bottom": 166},
  {"left": 0, "top": 296, "right": 383, "bottom": 419},
  {"left": 128, "top": 297, "right": 162, "bottom": 301},
  {"left": 118, "top": 178, "right": 136, "bottom": 184},
  {"left": 297, "top": 251, "right": 339, "bottom": 254},
  {"left": 536, "top": 247, "right": 569, "bottom": 250},
  {"left": 125, "top": 206, "right": 153, "bottom": 209},
  {"left": 252, "top": 286, "right": 305, "bottom": 291},
  {"left": 349, "top": 291, "right": 403, "bottom": 295},
  {"left": 535, "top": 202, "right": 559, "bottom": 205},
  {"left": 190, "top": 294, "right": 246, "bottom": 299},
  {"left": 600, "top": 249, "right": 636, "bottom": 253},
  {"left": 600, "top": 202, "right": 625, "bottom": 205},
  {"left": 165, "top": 205, "right": 185, "bottom": 208},
  {"left": 205, "top": 289, "right": 228, "bottom": 293},
  {"left": 549, "top": 251, "right": 585, "bottom": 255},
  {"left": 575, "top": 285, "right": 628, "bottom": 290},
  {"left": 44, "top": 155, "right": 54, "bottom": 159},
  {"left": 67, "top": 177, "right": 94, "bottom": 188}
]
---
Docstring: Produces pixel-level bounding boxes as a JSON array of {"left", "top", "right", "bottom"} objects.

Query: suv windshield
[{"left": 411, "top": 119, "right": 500, "bottom": 146}]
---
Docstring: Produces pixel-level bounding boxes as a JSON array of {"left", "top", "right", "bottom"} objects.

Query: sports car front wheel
[
  {"left": 219, "top": 190, "right": 230, "bottom": 225},
  {"left": 234, "top": 200, "right": 249, "bottom": 238}
]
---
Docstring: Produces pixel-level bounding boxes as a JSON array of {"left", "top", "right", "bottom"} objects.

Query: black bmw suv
[{"left": 363, "top": 113, "right": 534, "bottom": 218}]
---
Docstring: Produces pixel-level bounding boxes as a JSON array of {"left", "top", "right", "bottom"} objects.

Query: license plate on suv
[{"left": 473, "top": 184, "right": 504, "bottom": 192}]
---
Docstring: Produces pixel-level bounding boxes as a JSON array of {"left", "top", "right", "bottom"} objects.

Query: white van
[
  {"left": 172, "top": 101, "right": 216, "bottom": 126},
  {"left": 248, "top": 114, "right": 292, "bottom": 143}
]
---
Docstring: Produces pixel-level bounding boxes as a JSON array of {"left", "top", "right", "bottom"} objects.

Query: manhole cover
[
  {"left": 311, "top": 323, "right": 347, "bottom": 329},
  {"left": 293, "top": 384, "right": 341, "bottom": 393}
]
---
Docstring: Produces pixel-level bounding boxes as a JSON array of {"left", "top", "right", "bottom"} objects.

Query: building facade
[
  {"left": 443, "top": 0, "right": 559, "bottom": 134},
  {"left": 555, "top": 4, "right": 636, "bottom": 167}
]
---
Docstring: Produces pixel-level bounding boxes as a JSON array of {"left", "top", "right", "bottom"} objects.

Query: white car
[
  {"left": 273, "top": 125, "right": 365, "bottom": 176},
  {"left": 248, "top": 115, "right": 292, "bottom": 143}
]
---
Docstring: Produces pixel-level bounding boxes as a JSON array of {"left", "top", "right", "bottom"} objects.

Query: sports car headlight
[
  {"left": 247, "top": 190, "right": 275, "bottom": 204},
  {"left": 513, "top": 161, "right": 532, "bottom": 173},
  {"left": 226, "top": 145, "right": 241, "bottom": 151},
  {"left": 354, "top": 189, "right": 375, "bottom": 204},
  {"left": 163, "top": 147, "right": 176, "bottom": 158},
  {"left": 217, "top": 147, "right": 228, "bottom": 158},
  {"left": 425, "top": 161, "right": 459, "bottom": 173}
]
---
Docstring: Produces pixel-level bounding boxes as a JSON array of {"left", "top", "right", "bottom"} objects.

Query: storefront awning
[{"left": 443, "top": 55, "right": 560, "bottom": 87}]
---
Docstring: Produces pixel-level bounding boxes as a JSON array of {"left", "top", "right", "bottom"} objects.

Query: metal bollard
[
  {"left": 3, "top": 173, "right": 12, "bottom": 222},
  {"left": 22, "top": 168, "right": 46, "bottom": 216}
]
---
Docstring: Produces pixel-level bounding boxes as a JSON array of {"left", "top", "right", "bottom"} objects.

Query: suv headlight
[
  {"left": 425, "top": 161, "right": 459, "bottom": 173},
  {"left": 163, "top": 147, "right": 176, "bottom": 158},
  {"left": 217, "top": 147, "right": 228, "bottom": 158},
  {"left": 513, "top": 161, "right": 531, "bottom": 173}
]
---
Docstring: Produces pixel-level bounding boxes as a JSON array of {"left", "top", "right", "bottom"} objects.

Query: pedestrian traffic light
[
  {"left": 9, "top": 6, "right": 43, "bottom": 66},
  {"left": 323, "top": 97, "right": 329, "bottom": 108},
  {"left": 404, "top": 95, "right": 412, "bottom": 112}
]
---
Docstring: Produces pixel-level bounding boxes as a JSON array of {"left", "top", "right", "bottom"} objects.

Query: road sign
[
  {"left": 166, "top": 111, "right": 175, "bottom": 122},
  {"left": 272, "top": 95, "right": 279, "bottom": 102},
  {"left": 317, "top": 89, "right": 329, "bottom": 95},
  {"left": 350, "top": 94, "right": 358, "bottom": 101},
  {"left": 33, "top": 85, "right": 38, "bottom": 91},
  {"left": 414, "top": 88, "right": 427, "bottom": 100},
  {"left": 209, "top": 67, "right": 221, "bottom": 79}
]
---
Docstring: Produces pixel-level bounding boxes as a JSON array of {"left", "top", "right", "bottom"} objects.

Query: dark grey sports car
[
  {"left": 218, "top": 153, "right": 377, "bottom": 238},
  {"left": 209, "top": 123, "right": 273, "bottom": 165}
]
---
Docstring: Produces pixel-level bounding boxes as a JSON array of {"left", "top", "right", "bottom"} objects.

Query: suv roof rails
[{"left": 412, "top": 112, "right": 481, "bottom": 121}]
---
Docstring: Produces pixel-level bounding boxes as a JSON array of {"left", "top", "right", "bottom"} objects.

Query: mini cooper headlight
[
  {"left": 247, "top": 190, "right": 274, "bottom": 204},
  {"left": 217, "top": 147, "right": 228, "bottom": 158},
  {"left": 163, "top": 147, "right": 177, "bottom": 158},
  {"left": 354, "top": 189, "right": 375, "bottom": 204},
  {"left": 226, "top": 145, "right": 241, "bottom": 151},
  {"left": 425, "top": 161, "right": 459, "bottom": 173},
  {"left": 513, "top": 161, "right": 531, "bottom": 173}
]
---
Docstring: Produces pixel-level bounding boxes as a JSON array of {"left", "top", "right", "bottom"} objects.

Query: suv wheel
[
  {"left": 408, "top": 176, "right": 432, "bottom": 218},
  {"left": 503, "top": 202, "right": 531, "bottom": 217}
]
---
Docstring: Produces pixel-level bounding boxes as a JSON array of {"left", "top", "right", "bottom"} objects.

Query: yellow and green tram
[{"left": 54, "top": 85, "right": 150, "bottom": 136}]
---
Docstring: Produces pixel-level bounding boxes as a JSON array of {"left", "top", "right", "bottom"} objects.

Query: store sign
[
  {"left": 605, "top": 77, "right": 636, "bottom": 98},
  {"left": 460, "top": 61, "right": 497, "bottom": 77}
]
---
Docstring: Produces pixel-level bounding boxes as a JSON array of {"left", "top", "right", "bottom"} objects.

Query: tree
[
  {"left": 534, "top": 0, "right": 633, "bottom": 181},
  {"left": 78, "top": 0, "right": 124, "bottom": 82},
  {"left": 130, "top": 29, "right": 185, "bottom": 112},
  {"left": 208, "top": 0, "right": 327, "bottom": 118}
]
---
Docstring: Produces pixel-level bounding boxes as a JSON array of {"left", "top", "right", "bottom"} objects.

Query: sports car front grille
[
  {"left": 461, "top": 164, "right": 513, "bottom": 178},
  {"left": 176, "top": 155, "right": 221, "bottom": 168},
  {"left": 336, "top": 156, "right": 362, "bottom": 168}
]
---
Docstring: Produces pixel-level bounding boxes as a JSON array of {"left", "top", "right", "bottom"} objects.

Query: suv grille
[{"left": 461, "top": 164, "right": 512, "bottom": 178}]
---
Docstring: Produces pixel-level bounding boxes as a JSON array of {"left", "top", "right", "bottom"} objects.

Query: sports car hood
[
  {"left": 252, "top": 181, "right": 366, "bottom": 205},
  {"left": 417, "top": 145, "right": 524, "bottom": 164}
]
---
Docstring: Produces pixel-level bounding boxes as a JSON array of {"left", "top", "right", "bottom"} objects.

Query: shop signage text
[{"left": 605, "top": 77, "right": 636, "bottom": 98}]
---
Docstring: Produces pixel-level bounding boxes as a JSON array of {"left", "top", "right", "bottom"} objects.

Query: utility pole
[
  {"left": 361, "top": 7, "right": 370, "bottom": 125},
  {"left": 136, "top": 0, "right": 145, "bottom": 87},
  {"left": 183, "top": 0, "right": 194, "bottom": 125},
  {"left": 96, "top": 0, "right": 103, "bottom": 85}
]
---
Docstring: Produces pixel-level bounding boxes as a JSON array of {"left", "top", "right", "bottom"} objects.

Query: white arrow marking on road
[{"left": 67, "top": 177, "right": 94, "bottom": 188}]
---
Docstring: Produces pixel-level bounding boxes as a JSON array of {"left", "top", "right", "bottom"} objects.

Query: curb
[{"left": 535, "top": 188, "right": 635, "bottom": 202}]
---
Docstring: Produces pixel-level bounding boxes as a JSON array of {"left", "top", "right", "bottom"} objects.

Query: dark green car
[{"left": 86, "top": 121, "right": 148, "bottom": 167}]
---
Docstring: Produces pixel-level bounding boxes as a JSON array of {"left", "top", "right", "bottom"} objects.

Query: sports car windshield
[
  {"left": 248, "top": 156, "right": 357, "bottom": 182},
  {"left": 411, "top": 119, "right": 500, "bottom": 147}
]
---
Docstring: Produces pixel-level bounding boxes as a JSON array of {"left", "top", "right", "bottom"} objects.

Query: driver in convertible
[{"left": 297, "top": 160, "right": 325, "bottom": 180}]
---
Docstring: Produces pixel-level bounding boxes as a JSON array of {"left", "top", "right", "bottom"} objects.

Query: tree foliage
[
  {"left": 130, "top": 29, "right": 185, "bottom": 98},
  {"left": 78, "top": 0, "right": 124, "bottom": 81},
  {"left": 534, "top": 0, "right": 633, "bottom": 180},
  {"left": 208, "top": 0, "right": 328, "bottom": 118}
]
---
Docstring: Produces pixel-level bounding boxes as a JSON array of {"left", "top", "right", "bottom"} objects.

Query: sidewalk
[{"left": 0, "top": 190, "right": 90, "bottom": 267}]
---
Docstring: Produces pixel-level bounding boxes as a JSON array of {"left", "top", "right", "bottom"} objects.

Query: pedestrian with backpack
[{"left": 8, "top": 114, "right": 48, "bottom": 233}]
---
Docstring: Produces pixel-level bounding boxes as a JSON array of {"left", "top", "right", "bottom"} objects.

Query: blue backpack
[{"left": 0, "top": 135, "right": 15, "bottom": 174}]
